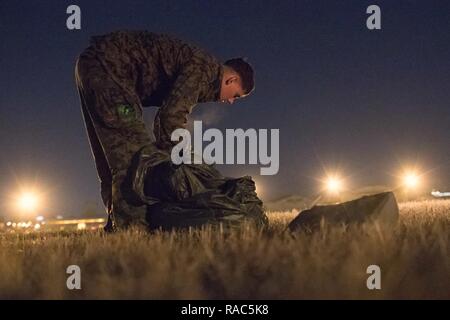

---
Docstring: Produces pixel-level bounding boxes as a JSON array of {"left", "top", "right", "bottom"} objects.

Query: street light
[
  {"left": 323, "top": 174, "right": 344, "bottom": 195},
  {"left": 402, "top": 172, "right": 420, "bottom": 189},
  {"left": 17, "top": 192, "right": 39, "bottom": 212},
  {"left": 13, "top": 189, "right": 43, "bottom": 217}
]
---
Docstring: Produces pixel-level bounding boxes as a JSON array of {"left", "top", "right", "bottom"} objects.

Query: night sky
[{"left": 1, "top": 1, "right": 449, "bottom": 218}]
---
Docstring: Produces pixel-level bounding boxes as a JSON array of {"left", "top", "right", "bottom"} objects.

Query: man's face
[{"left": 219, "top": 75, "right": 247, "bottom": 104}]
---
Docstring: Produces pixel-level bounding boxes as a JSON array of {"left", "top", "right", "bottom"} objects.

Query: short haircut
[{"left": 224, "top": 58, "right": 255, "bottom": 94}]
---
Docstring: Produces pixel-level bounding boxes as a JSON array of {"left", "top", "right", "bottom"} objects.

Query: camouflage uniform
[{"left": 75, "top": 31, "right": 224, "bottom": 230}]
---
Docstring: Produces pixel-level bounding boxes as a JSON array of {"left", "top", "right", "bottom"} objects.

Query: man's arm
[{"left": 153, "top": 53, "right": 210, "bottom": 151}]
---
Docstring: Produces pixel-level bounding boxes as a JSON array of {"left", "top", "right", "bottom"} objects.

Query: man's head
[{"left": 219, "top": 58, "right": 254, "bottom": 104}]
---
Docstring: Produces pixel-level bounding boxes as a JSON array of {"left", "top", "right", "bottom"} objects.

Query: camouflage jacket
[{"left": 88, "top": 30, "right": 224, "bottom": 150}]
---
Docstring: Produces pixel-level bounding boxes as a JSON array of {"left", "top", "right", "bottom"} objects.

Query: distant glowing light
[
  {"left": 403, "top": 172, "right": 420, "bottom": 189},
  {"left": 17, "top": 192, "right": 39, "bottom": 212},
  {"left": 77, "top": 223, "right": 87, "bottom": 230},
  {"left": 431, "top": 190, "right": 450, "bottom": 198},
  {"left": 36, "top": 216, "right": 44, "bottom": 222},
  {"left": 324, "top": 175, "right": 344, "bottom": 194},
  {"left": 34, "top": 223, "right": 41, "bottom": 230}
]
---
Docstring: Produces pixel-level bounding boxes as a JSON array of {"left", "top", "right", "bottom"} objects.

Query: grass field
[{"left": 0, "top": 199, "right": 449, "bottom": 299}]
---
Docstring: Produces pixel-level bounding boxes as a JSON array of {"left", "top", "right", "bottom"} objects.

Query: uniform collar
[{"left": 213, "top": 65, "right": 224, "bottom": 102}]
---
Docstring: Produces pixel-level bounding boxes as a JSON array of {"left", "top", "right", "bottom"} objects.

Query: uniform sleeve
[{"left": 153, "top": 53, "right": 210, "bottom": 151}]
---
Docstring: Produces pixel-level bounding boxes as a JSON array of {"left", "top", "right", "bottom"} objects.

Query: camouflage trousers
[{"left": 74, "top": 47, "right": 152, "bottom": 231}]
